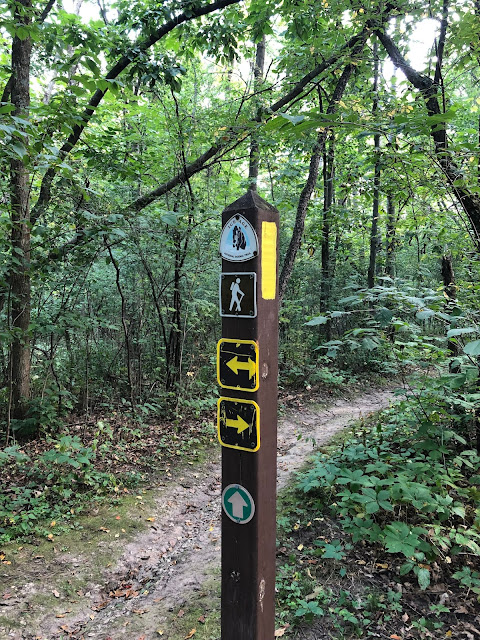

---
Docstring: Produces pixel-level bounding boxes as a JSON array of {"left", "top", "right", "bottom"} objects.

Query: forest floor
[{"left": 0, "top": 387, "right": 396, "bottom": 640}]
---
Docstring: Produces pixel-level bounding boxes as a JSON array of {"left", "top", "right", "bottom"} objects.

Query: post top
[{"left": 223, "top": 189, "right": 278, "bottom": 213}]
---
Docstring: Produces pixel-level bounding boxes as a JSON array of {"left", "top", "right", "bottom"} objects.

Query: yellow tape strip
[{"left": 261, "top": 221, "right": 277, "bottom": 300}]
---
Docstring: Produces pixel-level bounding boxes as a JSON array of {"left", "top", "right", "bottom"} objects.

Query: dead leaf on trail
[
  {"left": 198, "top": 615, "right": 205, "bottom": 623},
  {"left": 99, "top": 527, "right": 110, "bottom": 533},
  {"left": 376, "top": 563, "right": 389, "bottom": 569},
  {"left": 52, "top": 590, "right": 60, "bottom": 598},
  {"left": 275, "top": 624, "right": 290, "bottom": 637},
  {"left": 146, "top": 517, "right": 155, "bottom": 522},
  {"left": 133, "top": 609, "right": 148, "bottom": 615},
  {"left": 177, "top": 609, "right": 185, "bottom": 617},
  {"left": 185, "top": 630, "right": 196, "bottom": 639},
  {"left": 156, "top": 631, "right": 164, "bottom": 636},
  {"left": 389, "top": 635, "right": 402, "bottom": 640}
]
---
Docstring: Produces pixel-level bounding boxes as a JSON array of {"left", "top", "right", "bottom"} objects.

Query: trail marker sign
[
  {"left": 218, "top": 190, "right": 278, "bottom": 640},
  {"left": 217, "top": 397, "right": 259, "bottom": 452},
  {"left": 219, "top": 272, "right": 257, "bottom": 318},
  {"left": 222, "top": 484, "right": 255, "bottom": 524},
  {"left": 220, "top": 214, "right": 258, "bottom": 262},
  {"left": 217, "top": 338, "right": 259, "bottom": 392}
]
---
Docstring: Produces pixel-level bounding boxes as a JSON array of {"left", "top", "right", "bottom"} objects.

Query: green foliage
[
  {"left": 295, "top": 373, "right": 480, "bottom": 597},
  {"left": 0, "top": 435, "right": 139, "bottom": 543}
]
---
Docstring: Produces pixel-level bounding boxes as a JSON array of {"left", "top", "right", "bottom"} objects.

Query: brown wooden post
[{"left": 217, "top": 190, "right": 279, "bottom": 640}]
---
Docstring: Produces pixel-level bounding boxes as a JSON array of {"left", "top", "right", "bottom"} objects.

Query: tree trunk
[
  {"left": 320, "top": 135, "right": 334, "bottom": 340},
  {"left": 9, "top": 0, "right": 32, "bottom": 421},
  {"left": 248, "top": 36, "right": 266, "bottom": 191},
  {"left": 385, "top": 194, "right": 396, "bottom": 277},
  {"left": 367, "top": 42, "right": 381, "bottom": 289},
  {"left": 441, "top": 254, "right": 460, "bottom": 366}
]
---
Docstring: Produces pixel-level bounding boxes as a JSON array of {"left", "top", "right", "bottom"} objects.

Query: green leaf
[
  {"left": 446, "top": 327, "right": 476, "bottom": 337},
  {"left": 305, "top": 316, "right": 327, "bottom": 326},
  {"left": 416, "top": 567, "right": 430, "bottom": 590},
  {"left": 279, "top": 113, "right": 305, "bottom": 125},
  {"left": 464, "top": 340, "right": 480, "bottom": 356}
]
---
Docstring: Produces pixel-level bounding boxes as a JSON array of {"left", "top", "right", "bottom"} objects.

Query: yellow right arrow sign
[
  {"left": 225, "top": 414, "right": 251, "bottom": 434},
  {"left": 226, "top": 356, "right": 256, "bottom": 379}
]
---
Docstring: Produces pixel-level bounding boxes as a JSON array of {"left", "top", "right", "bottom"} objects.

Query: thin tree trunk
[
  {"left": 368, "top": 41, "right": 381, "bottom": 289},
  {"left": 106, "top": 244, "right": 135, "bottom": 409},
  {"left": 9, "top": 0, "right": 33, "bottom": 421},
  {"left": 441, "top": 254, "right": 460, "bottom": 366},
  {"left": 321, "top": 135, "right": 334, "bottom": 340},
  {"left": 248, "top": 36, "right": 266, "bottom": 191},
  {"left": 321, "top": 136, "right": 334, "bottom": 307},
  {"left": 385, "top": 194, "right": 396, "bottom": 277}
]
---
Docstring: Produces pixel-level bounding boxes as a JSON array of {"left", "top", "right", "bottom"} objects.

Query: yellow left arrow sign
[
  {"left": 225, "top": 414, "right": 250, "bottom": 434},
  {"left": 226, "top": 356, "right": 256, "bottom": 379}
]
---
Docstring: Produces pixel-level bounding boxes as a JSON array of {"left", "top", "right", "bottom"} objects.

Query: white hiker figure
[{"left": 229, "top": 277, "right": 245, "bottom": 312}]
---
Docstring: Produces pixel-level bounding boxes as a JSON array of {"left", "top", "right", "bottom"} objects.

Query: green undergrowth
[
  {"left": 275, "top": 372, "right": 480, "bottom": 638},
  {"left": 0, "top": 412, "right": 215, "bottom": 543}
]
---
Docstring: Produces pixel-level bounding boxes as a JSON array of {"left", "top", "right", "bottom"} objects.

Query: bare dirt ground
[{"left": 0, "top": 388, "right": 395, "bottom": 640}]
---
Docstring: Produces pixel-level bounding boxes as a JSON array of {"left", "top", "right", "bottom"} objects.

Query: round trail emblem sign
[
  {"left": 220, "top": 215, "right": 258, "bottom": 262},
  {"left": 222, "top": 484, "right": 255, "bottom": 524}
]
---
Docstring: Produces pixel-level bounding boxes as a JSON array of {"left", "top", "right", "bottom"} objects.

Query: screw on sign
[{"left": 217, "top": 191, "right": 279, "bottom": 640}]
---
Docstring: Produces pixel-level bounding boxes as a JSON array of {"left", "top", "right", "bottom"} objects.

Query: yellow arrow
[
  {"left": 225, "top": 414, "right": 251, "bottom": 434},
  {"left": 226, "top": 356, "right": 256, "bottom": 379}
]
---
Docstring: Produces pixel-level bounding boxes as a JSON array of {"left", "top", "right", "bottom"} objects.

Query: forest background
[{"left": 1, "top": 0, "right": 480, "bottom": 636}]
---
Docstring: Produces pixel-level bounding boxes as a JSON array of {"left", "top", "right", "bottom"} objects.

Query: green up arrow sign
[{"left": 222, "top": 484, "right": 255, "bottom": 524}]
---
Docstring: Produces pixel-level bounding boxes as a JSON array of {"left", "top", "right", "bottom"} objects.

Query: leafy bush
[
  {"left": 0, "top": 435, "right": 138, "bottom": 543},
  {"left": 297, "top": 373, "right": 480, "bottom": 591}
]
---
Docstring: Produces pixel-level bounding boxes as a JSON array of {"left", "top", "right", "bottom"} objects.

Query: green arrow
[
  {"left": 226, "top": 356, "right": 256, "bottom": 379},
  {"left": 225, "top": 414, "right": 250, "bottom": 434}
]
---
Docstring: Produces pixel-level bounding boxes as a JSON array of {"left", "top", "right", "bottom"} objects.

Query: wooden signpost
[{"left": 217, "top": 191, "right": 279, "bottom": 640}]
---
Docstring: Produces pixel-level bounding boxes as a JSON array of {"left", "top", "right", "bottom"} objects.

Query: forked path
[{"left": 1, "top": 388, "right": 395, "bottom": 640}]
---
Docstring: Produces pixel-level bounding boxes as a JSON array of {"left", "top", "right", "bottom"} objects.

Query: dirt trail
[{"left": 1, "top": 388, "right": 395, "bottom": 640}]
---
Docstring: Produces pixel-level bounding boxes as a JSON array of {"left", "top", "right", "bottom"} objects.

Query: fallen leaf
[
  {"left": 52, "top": 590, "right": 60, "bottom": 598},
  {"left": 50, "top": 521, "right": 56, "bottom": 527},
  {"left": 376, "top": 563, "right": 389, "bottom": 569},
  {"left": 99, "top": 527, "right": 110, "bottom": 533},
  {"left": 177, "top": 609, "right": 185, "bottom": 617},
  {"left": 297, "top": 544, "right": 304, "bottom": 551},
  {"left": 198, "top": 615, "right": 205, "bottom": 623},
  {"left": 156, "top": 631, "right": 164, "bottom": 636},
  {"left": 389, "top": 635, "right": 402, "bottom": 640},
  {"left": 275, "top": 624, "right": 290, "bottom": 637},
  {"left": 146, "top": 517, "right": 155, "bottom": 522},
  {"left": 47, "top": 534, "right": 54, "bottom": 540},
  {"left": 185, "top": 630, "right": 196, "bottom": 639}
]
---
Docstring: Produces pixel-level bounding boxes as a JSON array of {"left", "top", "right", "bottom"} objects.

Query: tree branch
[
  {"left": 376, "top": 28, "right": 480, "bottom": 249},
  {"left": 127, "top": 27, "right": 371, "bottom": 213},
  {"left": 30, "top": 0, "right": 242, "bottom": 225}
]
